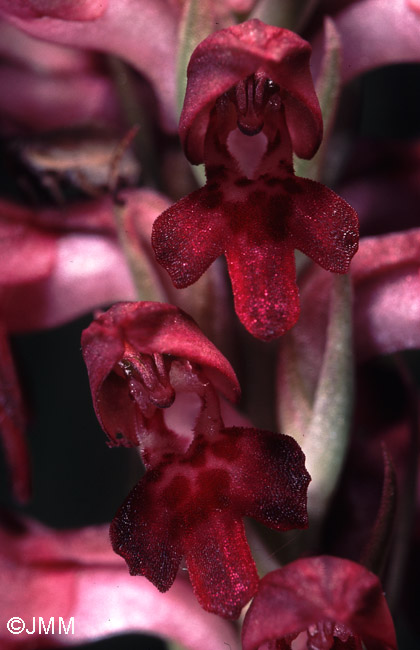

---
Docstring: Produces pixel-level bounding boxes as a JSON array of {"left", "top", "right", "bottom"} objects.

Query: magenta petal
[
  {"left": 0, "top": 0, "right": 108, "bottom": 20},
  {"left": 225, "top": 235, "right": 299, "bottom": 340},
  {"left": 181, "top": 19, "right": 322, "bottom": 164},
  {"left": 186, "top": 512, "right": 259, "bottom": 619},
  {"left": 0, "top": 202, "right": 56, "bottom": 287},
  {"left": 288, "top": 177, "right": 359, "bottom": 273},
  {"left": 0, "top": 327, "right": 31, "bottom": 502},
  {"left": 152, "top": 187, "right": 227, "bottom": 289},
  {"left": 351, "top": 228, "right": 420, "bottom": 359},
  {"left": 242, "top": 556, "right": 397, "bottom": 650}
]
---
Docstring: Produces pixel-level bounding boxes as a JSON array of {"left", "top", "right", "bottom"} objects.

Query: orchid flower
[
  {"left": 152, "top": 19, "right": 359, "bottom": 340},
  {"left": 242, "top": 556, "right": 397, "bottom": 650},
  {"left": 82, "top": 301, "right": 310, "bottom": 617}
]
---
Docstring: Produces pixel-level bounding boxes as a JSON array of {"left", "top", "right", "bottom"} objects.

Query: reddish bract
[
  {"left": 152, "top": 19, "right": 359, "bottom": 340},
  {"left": 242, "top": 556, "right": 397, "bottom": 650},
  {"left": 111, "top": 427, "right": 310, "bottom": 619}
]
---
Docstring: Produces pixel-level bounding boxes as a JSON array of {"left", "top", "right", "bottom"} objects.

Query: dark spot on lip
[{"left": 237, "top": 122, "right": 264, "bottom": 136}]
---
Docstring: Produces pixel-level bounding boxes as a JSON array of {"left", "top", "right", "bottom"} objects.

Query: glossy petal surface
[{"left": 242, "top": 556, "right": 397, "bottom": 650}]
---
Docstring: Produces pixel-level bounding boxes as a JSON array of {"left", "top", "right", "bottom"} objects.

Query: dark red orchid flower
[
  {"left": 84, "top": 301, "right": 310, "bottom": 617},
  {"left": 81, "top": 301, "right": 240, "bottom": 465},
  {"left": 242, "top": 556, "right": 397, "bottom": 650},
  {"left": 111, "top": 426, "right": 310, "bottom": 619},
  {"left": 152, "top": 19, "right": 359, "bottom": 341}
]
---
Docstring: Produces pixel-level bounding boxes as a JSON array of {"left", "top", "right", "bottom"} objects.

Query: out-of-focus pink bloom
[
  {"left": 292, "top": 228, "right": 420, "bottom": 367},
  {"left": 111, "top": 426, "right": 310, "bottom": 619},
  {"left": 0, "top": 0, "right": 183, "bottom": 132},
  {"left": 81, "top": 301, "right": 239, "bottom": 457},
  {"left": 0, "top": 191, "right": 175, "bottom": 333},
  {"left": 152, "top": 19, "right": 358, "bottom": 340},
  {"left": 0, "top": 190, "right": 171, "bottom": 502},
  {"left": 310, "top": 0, "right": 420, "bottom": 83},
  {"left": 0, "top": 20, "right": 124, "bottom": 135},
  {"left": 409, "top": 0, "right": 420, "bottom": 14},
  {"left": 0, "top": 513, "right": 240, "bottom": 650},
  {"left": 242, "top": 556, "right": 397, "bottom": 650},
  {"left": 83, "top": 301, "right": 310, "bottom": 617}
]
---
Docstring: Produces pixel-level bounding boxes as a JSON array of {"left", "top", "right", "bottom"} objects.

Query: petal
[
  {"left": 287, "top": 177, "right": 359, "bottom": 274},
  {"left": 81, "top": 313, "right": 131, "bottom": 445},
  {"left": 295, "top": 228, "right": 420, "bottom": 364},
  {"left": 229, "top": 428, "right": 310, "bottom": 531},
  {"left": 181, "top": 19, "right": 322, "bottom": 163},
  {"left": 352, "top": 228, "right": 420, "bottom": 360},
  {"left": 185, "top": 512, "right": 259, "bottom": 619},
  {"left": 225, "top": 230, "right": 299, "bottom": 340},
  {"left": 152, "top": 186, "right": 227, "bottom": 289},
  {"left": 110, "top": 470, "right": 183, "bottom": 592},
  {"left": 119, "top": 301, "right": 240, "bottom": 401},
  {"left": 242, "top": 556, "right": 397, "bottom": 650}
]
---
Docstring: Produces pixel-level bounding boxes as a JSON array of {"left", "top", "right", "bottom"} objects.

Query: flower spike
[{"left": 152, "top": 19, "right": 359, "bottom": 340}]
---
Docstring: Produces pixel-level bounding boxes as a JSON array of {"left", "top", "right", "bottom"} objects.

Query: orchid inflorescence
[{"left": 1, "top": 2, "right": 420, "bottom": 649}]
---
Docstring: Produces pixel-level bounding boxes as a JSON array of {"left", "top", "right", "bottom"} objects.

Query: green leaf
[
  {"left": 250, "top": 0, "right": 317, "bottom": 31},
  {"left": 305, "top": 274, "right": 353, "bottom": 525}
]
